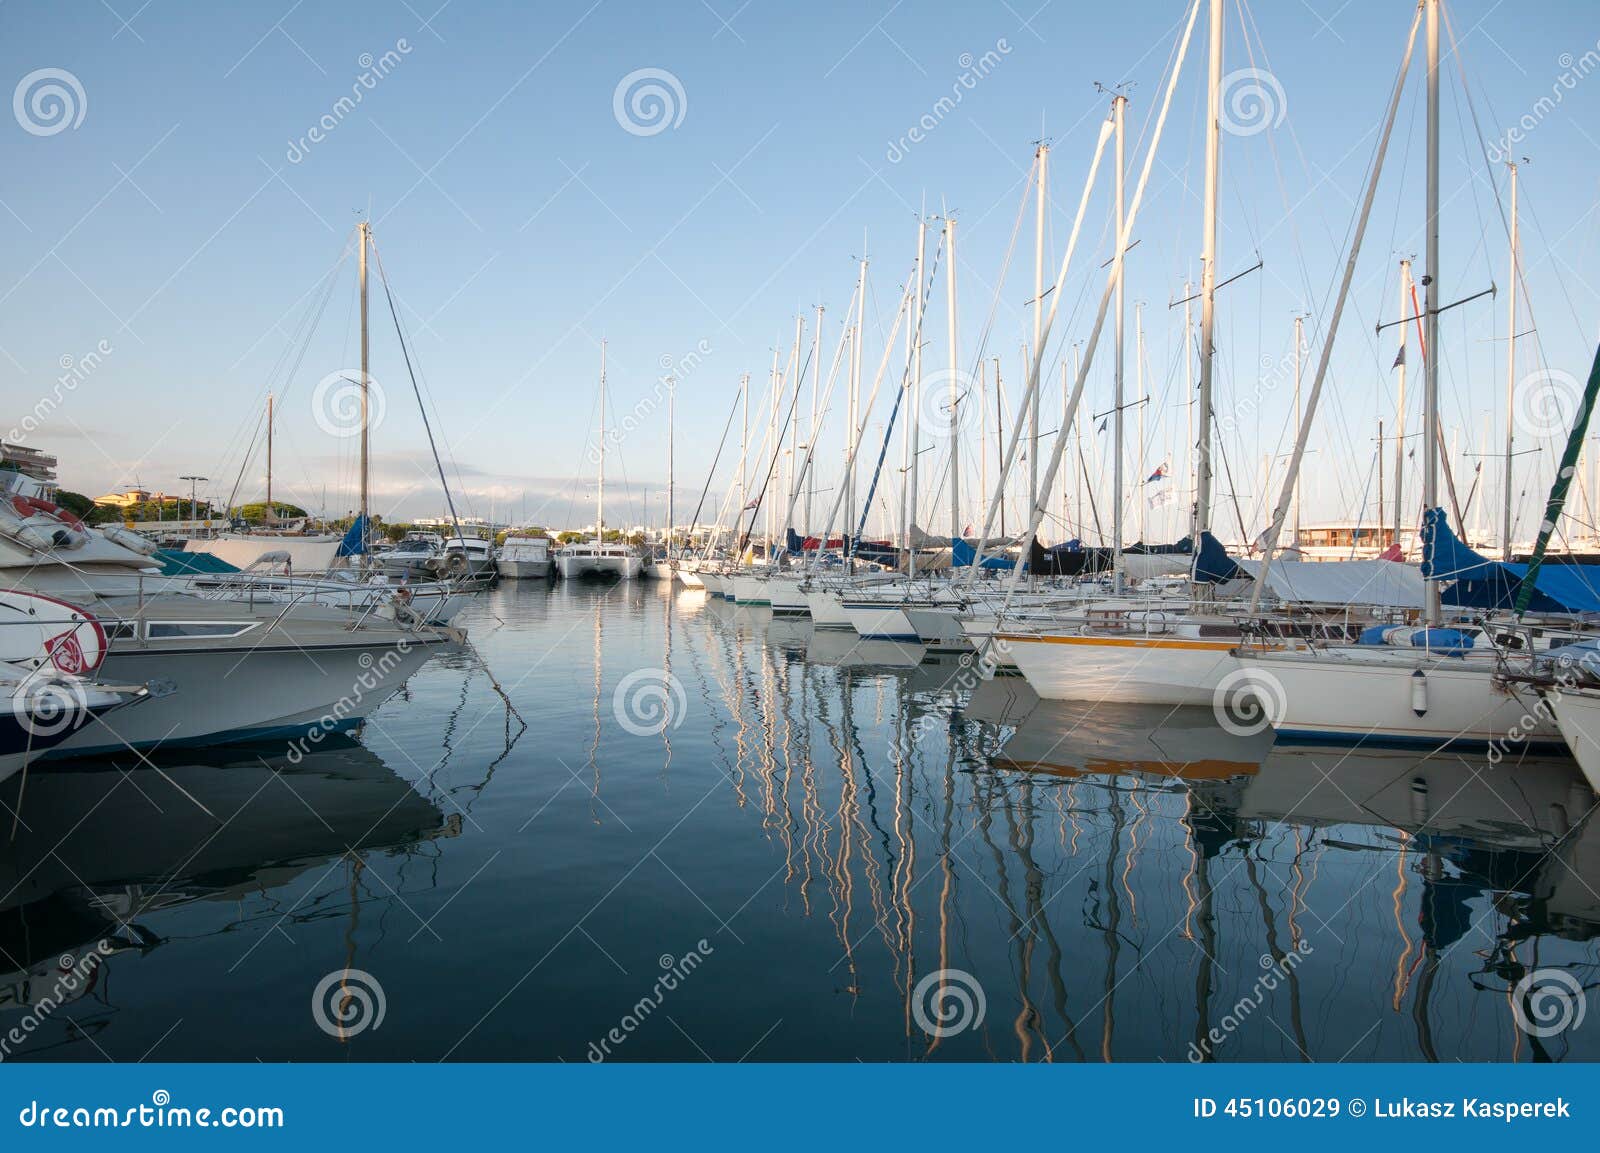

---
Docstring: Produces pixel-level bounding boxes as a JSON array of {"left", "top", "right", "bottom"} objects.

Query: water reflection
[{"left": 0, "top": 583, "right": 1594, "bottom": 1062}]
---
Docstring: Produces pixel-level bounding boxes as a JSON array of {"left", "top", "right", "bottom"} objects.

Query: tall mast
[
  {"left": 739, "top": 371, "right": 749, "bottom": 544},
  {"left": 1503, "top": 160, "right": 1519, "bottom": 560},
  {"left": 1112, "top": 94, "right": 1127, "bottom": 590},
  {"left": 1423, "top": 0, "right": 1441, "bottom": 623},
  {"left": 768, "top": 345, "right": 779, "bottom": 552},
  {"left": 807, "top": 304, "right": 822, "bottom": 536},
  {"left": 908, "top": 217, "right": 925, "bottom": 578},
  {"left": 667, "top": 380, "right": 675, "bottom": 554},
  {"left": 1395, "top": 259, "right": 1410, "bottom": 541},
  {"left": 847, "top": 256, "right": 867, "bottom": 561},
  {"left": 358, "top": 220, "right": 370, "bottom": 550},
  {"left": 1192, "top": 0, "right": 1222, "bottom": 557},
  {"left": 1031, "top": 144, "right": 1048, "bottom": 518},
  {"left": 1136, "top": 299, "right": 1145, "bottom": 546},
  {"left": 947, "top": 216, "right": 960, "bottom": 544},
  {"left": 978, "top": 359, "right": 988, "bottom": 532},
  {"left": 598, "top": 339, "right": 607, "bottom": 538},
  {"left": 1292, "top": 313, "right": 1303, "bottom": 544},
  {"left": 266, "top": 391, "right": 274, "bottom": 515}
]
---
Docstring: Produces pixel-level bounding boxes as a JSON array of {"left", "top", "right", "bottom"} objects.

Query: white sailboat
[{"left": 557, "top": 341, "right": 643, "bottom": 580}]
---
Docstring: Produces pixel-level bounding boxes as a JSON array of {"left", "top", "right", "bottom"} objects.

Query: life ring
[{"left": 11, "top": 494, "right": 85, "bottom": 530}]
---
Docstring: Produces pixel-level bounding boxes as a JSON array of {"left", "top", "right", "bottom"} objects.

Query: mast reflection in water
[{"left": 1, "top": 580, "right": 1595, "bottom": 1061}]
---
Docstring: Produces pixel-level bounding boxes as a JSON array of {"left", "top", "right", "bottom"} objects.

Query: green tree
[{"left": 236, "top": 501, "right": 309, "bottom": 523}]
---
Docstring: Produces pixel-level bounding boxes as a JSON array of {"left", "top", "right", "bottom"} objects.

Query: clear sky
[{"left": 3, "top": 0, "right": 1599, "bottom": 546}]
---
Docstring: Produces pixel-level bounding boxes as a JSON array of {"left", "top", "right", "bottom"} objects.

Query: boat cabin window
[{"left": 145, "top": 620, "right": 261, "bottom": 640}]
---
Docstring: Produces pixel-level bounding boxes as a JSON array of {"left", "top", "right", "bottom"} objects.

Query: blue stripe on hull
[{"left": 1276, "top": 728, "right": 1569, "bottom": 754}]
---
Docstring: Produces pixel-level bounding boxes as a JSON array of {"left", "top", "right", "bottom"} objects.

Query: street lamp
[{"left": 179, "top": 475, "right": 208, "bottom": 525}]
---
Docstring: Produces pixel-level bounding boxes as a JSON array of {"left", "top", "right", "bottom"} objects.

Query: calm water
[{"left": 3, "top": 580, "right": 1597, "bottom": 1062}]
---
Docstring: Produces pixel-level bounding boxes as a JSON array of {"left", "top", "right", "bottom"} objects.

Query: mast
[
  {"left": 358, "top": 220, "right": 370, "bottom": 550},
  {"left": 808, "top": 304, "right": 823, "bottom": 536},
  {"left": 266, "top": 391, "right": 274, "bottom": 516},
  {"left": 739, "top": 371, "right": 749, "bottom": 549},
  {"left": 1292, "top": 314, "right": 1303, "bottom": 544},
  {"left": 908, "top": 217, "right": 926, "bottom": 578},
  {"left": 1112, "top": 94, "right": 1128, "bottom": 590},
  {"left": 1136, "top": 299, "right": 1145, "bottom": 546},
  {"left": 947, "top": 216, "right": 960, "bottom": 544},
  {"left": 1395, "top": 259, "right": 1410, "bottom": 541},
  {"left": 1503, "top": 161, "right": 1518, "bottom": 560},
  {"left": 667, "top": 380, "right": 675, "bottom": 555},
  {"left": 847, "top": 257, "right": 867, "bottom": 564},
  {"left": 598, "top": 339, "right": 607, "bottom": 539},
  {"left": 979, "top": 359, "right": 988, "bottom": 540},
  {"left": 1423, "top": 0, "right": 1441, "bottom": 624},
  {"left": 768, "top": 345, "right": 780, "bottom": 553},
  {"left": 1031, "top": 143, "right": 1048, "bottom": 518},
  {"left": 1192, "top": 0, "right": 1222, "bottom": 562}
]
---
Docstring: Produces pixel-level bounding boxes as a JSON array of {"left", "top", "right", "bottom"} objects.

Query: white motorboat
[
  {"left": 179, "top": 551, "right": 468, "bottom": 623},
  {"left": 381, "top": 531, "right": 446, "bottom": 579},
  {"left": 442, "top": 533, "right": 498, "bottom": 582},
  {"left": 497, "top": 535, "right": 554, "bottom": 579}
]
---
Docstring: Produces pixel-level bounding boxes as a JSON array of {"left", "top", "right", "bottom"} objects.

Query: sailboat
[{"left": 557, "top": 341, "right": 643, "bottom": 580}]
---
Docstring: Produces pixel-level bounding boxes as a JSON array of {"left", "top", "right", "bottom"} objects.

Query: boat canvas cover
[
  {"left": 1233, "top": 558, "right": 1426, "bottom": 608},
  {"left": 1422, "top": 507, "right": 1600, "bottom": 614},
  {"left": 155, "top": 549, "right": 240, "bottom": 575}
]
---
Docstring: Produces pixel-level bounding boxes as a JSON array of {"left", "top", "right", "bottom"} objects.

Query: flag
[
  {"left": 1391, "top": 344, "right": 1406, "bottom": 369},
  {"left": 1096, "top": 418, "right": 1108, "bottom": 433},
  {"left": 743, "top": 499, "right": 759, "bottom": 510},
  {"left": 1146, "top": 462, "right": 1169, "bottom": 483}
]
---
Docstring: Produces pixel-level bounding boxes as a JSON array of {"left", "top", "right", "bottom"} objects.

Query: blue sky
[{"left": 3, "top": 0, "right": 1599, "bottom": 544}]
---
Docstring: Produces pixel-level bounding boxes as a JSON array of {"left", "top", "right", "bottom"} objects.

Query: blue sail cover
[
  {"left": 1193, "top": 532, "right": 1241, "bottom": 583},
  {"left": 951, "top": 537, "right": 1015, "bottom": 569},
  {"left": 335, "top": 514, "right": 369, "bottom": 558},
  {"left": 1421, "top": 506, "right": 1600, "bottom": 614}
]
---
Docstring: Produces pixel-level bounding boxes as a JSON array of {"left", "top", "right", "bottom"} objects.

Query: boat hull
[
  {"left": 768, "top": 576, "right": 808, "bottom": 616},
  {"left": 805, "top": 590, "right": 852, "bottom": 630},
  {"left": 732, "top": 575, "right": 771, "bottom": 605},
  {"left": 496, "top": 558, "right": 552, "bottom": 579},
  {"left": 44, "top": 634, "right": 449, "bottom": 758},
  {"left": 1253, "top": 649, "right": 1562, "bottom": 748},
  {"left": 556, "top": 554, "right": 641, "bottom": 581},
  {"left": 998, "top": 633, "right": 1242, "bottom": 706},
  {"left": 842, "top": 602, "right": 918, "bottom": 642}
]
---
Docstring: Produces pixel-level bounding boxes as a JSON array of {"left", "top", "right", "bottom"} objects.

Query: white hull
[
  {"left": 47, "top": 634, "right": 449, "bottom": 758},
  {"left": 699, "top": 572, "right": 728, "bottom": 597},
  {"left": 1251, "top": 648, "right": 1560, "bottom": 747},
  {"left": 805, "top": 589, "right": 852, "bottom": 629},
  {"left": 496, "top": 558, "right": 552, "bottom": 579},
  {"left": 903, "top": 605, "right": 973, "bottom": 650},
  {"left": 1545, "top": 689, "right": 1600, "bottom": 794},
  {"left": 676, "top": 567, "right": 705, "bottom": 589},
  {"left": 768, "top": 576, "right": 808, "bottom": 615},
  {"left": 732, "top": 574, "right": 771, "bottom": 605},
  {"left": 556, "top": 554, "right": 642, "bottom": 581},
  {"left": 843, "top": 602, "right": 918, "bottom": 642},
  {"left": 998, "top": 632, "right": 1242, "bottom": 706}
]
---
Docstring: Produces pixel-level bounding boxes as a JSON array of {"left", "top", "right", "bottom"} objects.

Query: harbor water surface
[{"left": 3, "top": 581, "right": 1596, "bottom": 1062}]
